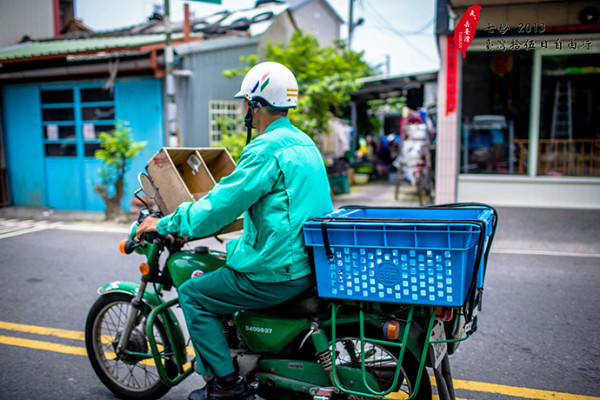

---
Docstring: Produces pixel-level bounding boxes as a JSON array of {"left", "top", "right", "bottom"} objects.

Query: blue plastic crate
[{"left": 303, "top": 206, "right": 495, "bottom": 307}]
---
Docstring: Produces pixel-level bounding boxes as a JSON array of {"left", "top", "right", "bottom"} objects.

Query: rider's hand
[{"left": 136, "top": 216, "right": 159, "bottom": 240}]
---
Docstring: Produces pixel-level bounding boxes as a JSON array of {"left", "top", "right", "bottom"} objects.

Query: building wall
[
  {"left": 176, "top": 37, "right": 261, "bottom": 148},
  {"left": 0, "top": 0, "right": 55, "bottom": 46},
  {"left": 292, "top": 0, "right": 341, "bottom": 46},
  {"left": 437, "top": 1, "right": 600, "bottom": 209},
  {"left": 435, "top": 35, "right": 460, "bottom": 204},
  {"left": 1, "top": 78, "right": 163, "bottom": 210},
  {"left": 257, "top": 10, "right": 297, "bottom": 54},
  {"left": 457, "top": 175, "right": 600, "bottom": 209}
]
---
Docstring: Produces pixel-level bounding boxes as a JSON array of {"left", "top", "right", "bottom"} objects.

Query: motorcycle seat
[{"left": 257, "top": 286, "right": 326, "bottom": 317}]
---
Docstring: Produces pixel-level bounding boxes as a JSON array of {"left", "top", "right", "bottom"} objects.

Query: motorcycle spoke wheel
[
  {"left": 85, "top": 293, "right": 173, "bottom": 400},
  {"left": 334, "top": 336, "right": 431, "bottom": 400}
]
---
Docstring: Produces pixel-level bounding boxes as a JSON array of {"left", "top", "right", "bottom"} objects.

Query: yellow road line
[
  {"left": 0, "top": 320, "right": 84, "bottom": 340},
  {"left": 453, "top": 379, "right": 600, "bottom": 400},
  {"left": 387, "top": 394, "right": 474, "bottom": 400},
  {"left": 0, "top": 320, "right": 195, "bottom": 355},
  {"left": 0, "top": 335, "right": 87, "bottom": 356},
  {"left": 1, "top": 320, "right": 598, "bottom": 400}
]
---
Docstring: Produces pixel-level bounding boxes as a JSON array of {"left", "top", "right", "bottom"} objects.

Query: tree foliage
[
  {"left": 213, "top": 132, "right": 247, "bottom": 162},
  {"left": 94, "top": 122, "right": 146, "bottom": 220},
  {"left": 223, "top": 30, "right": 372, "bottom": 140}
]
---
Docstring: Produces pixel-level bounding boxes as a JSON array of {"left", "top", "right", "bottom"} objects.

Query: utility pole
[
  {"left": 348, "top": 0, "right": 354, "bottom": 49},
  {"left": 386, "top": 54, "right": 390, "bottom": 76},
  {"left": 164, "top": 0, "right": 178, "bottom": 146},
  {"left": 347, "top": 0, "right": 364, "bottom": 50}
]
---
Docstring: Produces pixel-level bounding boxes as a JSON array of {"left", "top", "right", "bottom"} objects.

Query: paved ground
[{"left": 335, "top": 181, "right": 600, "bottom": 256}]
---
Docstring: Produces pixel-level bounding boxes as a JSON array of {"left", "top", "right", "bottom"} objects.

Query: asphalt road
[
  {"left": 0, "top": 199, "right": 599, "bottom": 400},
  {"left": 0, "top": 227, "right": 204, "bottom": 400}
]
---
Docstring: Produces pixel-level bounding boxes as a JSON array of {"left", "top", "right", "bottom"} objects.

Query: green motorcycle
[{"left": 85, "top": 174, "right": 497, "bottom": 400}]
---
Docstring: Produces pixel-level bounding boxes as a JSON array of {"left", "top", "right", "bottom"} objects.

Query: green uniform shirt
[{"left": 157, "top": 117, "right": 333, "bottom": 282}]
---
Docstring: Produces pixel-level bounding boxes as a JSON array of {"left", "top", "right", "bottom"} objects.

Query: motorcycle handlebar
[{"left": 120, "top": 207, "right": 183, "bottom": 255}]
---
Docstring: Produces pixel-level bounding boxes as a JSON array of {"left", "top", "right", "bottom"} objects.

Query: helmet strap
[
  {"left": 244, "top": 100, "right": 262, "bottom": 145},
  {"left": 244, "top": 107, "right": 253, "bottom": 145}
]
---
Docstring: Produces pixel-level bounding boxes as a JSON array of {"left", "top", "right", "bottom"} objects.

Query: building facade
[
  {"left": 0, "top": 0, "right": 342, "bottom": 211},
  {"left": 435, "top": 0, "right": 600, "bottom": 209}
]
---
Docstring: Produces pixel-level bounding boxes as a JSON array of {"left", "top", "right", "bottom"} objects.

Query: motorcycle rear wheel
[
  {"left": 333, "top": 332, "right": 432, "bottom": 399},
  {"left": 85, "top": 293, "right": 176, "bottom": 400}
]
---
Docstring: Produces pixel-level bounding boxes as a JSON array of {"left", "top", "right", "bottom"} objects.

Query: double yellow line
[
  {"left": 0, "top": 320, "right": 86, "bottom": 356},
  {"left": 0, "top": 320, "right": 598, "bottom": 400}
]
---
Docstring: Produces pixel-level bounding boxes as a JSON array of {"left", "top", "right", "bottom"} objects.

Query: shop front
[{"left": 435, "top": 0, "right": 600, "bottom": 208}]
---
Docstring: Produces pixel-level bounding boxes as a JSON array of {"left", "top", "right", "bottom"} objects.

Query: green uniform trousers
[{"left": 177, "top": 266, "right": 313, "bottom": 377}]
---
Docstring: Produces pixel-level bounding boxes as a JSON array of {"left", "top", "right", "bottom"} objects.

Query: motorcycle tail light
[
  {"left": 436, "top": 307, "right": 454, "bottom": 322},
  {"left": 383, "top": 320, "right": 400, "bottom": 340},
  {"left": 442, "top": 308, "right": 454, "bottom": 322},
  {"left": 139, "top": 263, "right": 150, "bottom": 275}
]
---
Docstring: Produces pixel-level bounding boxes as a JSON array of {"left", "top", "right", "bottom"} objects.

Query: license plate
[{"left": 430, "top": 321, "right": 447, "bottom": 369}]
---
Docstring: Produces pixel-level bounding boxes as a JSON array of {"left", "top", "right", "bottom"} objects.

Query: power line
[
  {"left": 359, "top": 2, "right": 437, "bottom": 64},
  {"left": 363, "top": 2, "right": 434, "bottom": 36}
]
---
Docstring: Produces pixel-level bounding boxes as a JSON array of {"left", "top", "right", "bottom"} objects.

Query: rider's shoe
[{"left": 188, "top": 377, "right": 253, "bottom": 400}]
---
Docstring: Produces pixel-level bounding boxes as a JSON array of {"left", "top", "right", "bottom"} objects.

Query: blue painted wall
[
  {"left": 2, "top": 78, "right": 164, "bottom": 211},
  {"left": 115, "top": 80, "right": 165, "bottom": 211},
  {"left": 2, "top": 86, "right": 45, "bottom": 207}
]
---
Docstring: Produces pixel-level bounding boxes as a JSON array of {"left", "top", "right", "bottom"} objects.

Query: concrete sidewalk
[
  {"left": 332, "top": 180, "right": 420, "bottom": 208},
  {"left": 0, "top": 180, "right": 416, "bottom": 225},
  {"left": 0, "top": 204, "right": 130, "bottom": 233},
  {"left": 1, "top": 180, "right": 598, "bottom": 256},
  {"left": 334, "top": 180, "right": 600, "bottom": 256}
]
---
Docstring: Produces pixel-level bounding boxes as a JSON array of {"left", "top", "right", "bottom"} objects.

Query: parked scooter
[{"left": 85, "top": 173, "right": 497, "bottom": 400}]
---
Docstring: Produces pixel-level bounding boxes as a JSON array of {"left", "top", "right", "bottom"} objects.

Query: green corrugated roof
[{"left": 0, "top": 33, "right": 188, "bottom": 61}]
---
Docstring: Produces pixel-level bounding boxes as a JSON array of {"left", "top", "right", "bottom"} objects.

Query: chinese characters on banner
[
  {"left": 446, "top": 35, "right": 457, "bottom": 116},
  {"left": 486, "top": 37, "right": 593, "bottom": 52},
  {"left": 447, "top": 4, "right": 482, "bottom": 115},
  {"left": 453, "top": 4, "right": 481, "bottom": 58}
]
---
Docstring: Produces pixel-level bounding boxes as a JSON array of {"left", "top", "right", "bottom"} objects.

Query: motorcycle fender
[
  {"left": 365, "top": 319, "right": 424, "bottom": 363},
  {"left": 98, "top": 280, "right": 162, "bottom": 307},
  {"left": 97, "top": 280, "right": 188, "bottom": 365}
]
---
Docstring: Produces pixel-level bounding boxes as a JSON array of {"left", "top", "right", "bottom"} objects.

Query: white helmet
[{"left": 234, "top": 61, "right": 298, "bottom": 109}]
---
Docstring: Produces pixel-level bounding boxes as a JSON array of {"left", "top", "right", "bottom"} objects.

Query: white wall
[
  {"left": 0, "top": 0, "right": 55, "bottom": 46},
  {"left": 457, "top": 175, "right": 600, "bottom": 209},
  {"left": 291, "top": 0, "right": 341, "bottom": 46},
  {"left": 435, "top": 35, "right": 460, "bottom": 204}
]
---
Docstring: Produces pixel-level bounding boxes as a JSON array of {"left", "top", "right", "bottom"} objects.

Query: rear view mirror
[{"left": 138, "top": 173, "right": 156, "bottom": 199}]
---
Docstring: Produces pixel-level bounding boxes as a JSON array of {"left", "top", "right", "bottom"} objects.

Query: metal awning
[
  {"left": 350, "top": 71, "right": 438, "bottom": 103},
  {"left": 0, "top": 33, "right": 201, "bottom": 62}
]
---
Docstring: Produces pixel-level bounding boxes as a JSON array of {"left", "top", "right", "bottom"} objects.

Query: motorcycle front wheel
[{"left": 85, "top": 293, "right": 176, "bottom": 400}]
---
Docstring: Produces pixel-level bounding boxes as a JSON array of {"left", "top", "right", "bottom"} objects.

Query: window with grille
[
  {"left": 209, "top": 100, "right": 242, "bottom": 144},
  {"left": 41, "top": 86, "right": 115, "bottom": 157}
]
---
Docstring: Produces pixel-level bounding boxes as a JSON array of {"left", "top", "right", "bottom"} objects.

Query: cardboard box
[{"left": 146, "top": 147, "right": 242, "bottom": 237}]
